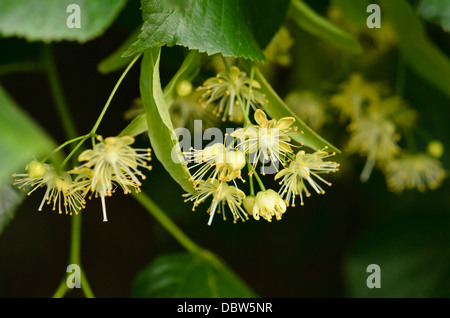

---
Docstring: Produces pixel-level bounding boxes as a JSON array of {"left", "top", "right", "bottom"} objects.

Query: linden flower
[
  {"left": 169, "top": 90, "right": 217, "bottom": 130},
  {"left": 330, "top": 73, "right": 383, "bottom": 122},
  {"left": 285, "top": 91, "right": 328, "bottom": 130},
  {"left": 183, "top": 179, "right": 248, "bottom": 225},
  {"left": 383, "top": 153, "right": 447, "bottom": 193},
  {"left": 13, "top": 161, "right": 84, "bottom": 215},
  {"left": 347, "top": 112, "right": 400, "bottom": 182},
  {"left": 184, "top": 143, "right": 246, "bottom": 186},
  {"left": 232, "top": 109, "right": 299, "bottom": 174},
  {"left": 263, "top": 26, "right": 294, "bottom": 67},
  {"left": 252, "top": 189, "right": 287, "bottom": 222},
  {"left": 197, "top": 65, "right": 267, "bottom": 122},
  {"left": 77, "top": 135, "right": 152, "bottom": 222},
  {"left": 275, "top": 148, "right": 339, "bottom": 207}
]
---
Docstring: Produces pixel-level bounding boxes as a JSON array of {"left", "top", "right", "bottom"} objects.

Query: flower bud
[{"left": 26, "top": 161, "right": 47, "bottom": 179}]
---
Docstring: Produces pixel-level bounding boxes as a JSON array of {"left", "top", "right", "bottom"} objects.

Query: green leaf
[
  {"left": 380, "top": 0, "right": 450, "bottom": 98},
  {"left": 163, "top": 50, "right": 201, "bottom": 106},
  {"left": 0, "top": 184, "right": 24, "bottom": 236},
  {"left": 132, "top": 252, "right": 257, "bottom": 297},
  {"left": 119, "top": 50, "right": 201, "bottom": 138},
  {"left": 0, "top": 85, "right": 55, "bottom": 184},
  {"left": 345, "top": 212, "right": 450, "bottom": 297},
  {"left": 243, "top": 64, "right": 341, "bottom": 154},
  {"left": 123, "top": 0, "right": 289, "bottom": 61},
  {"left": 331, "top": 0, "right": 372, "bottom": 26},
  {"left": 140, "top": 48, "right": 196, "bottom": 195},
  {"left": 289, "top": 0, "right": 363, "bottom": 54},
  {"left": 118, "top": 113, "right": 147, "bottom": 138},
  {"left": 242, "top": 0, "right": 291, "bottom": 50},
  {"left": 0, "top": 0, "right": 127, "bottom": 43},
  {"left": 417, "top": 0, "right": 450, "bottom": 33},
  {"left": 98, "top": 28, "right": 141, "bottom": 74}
]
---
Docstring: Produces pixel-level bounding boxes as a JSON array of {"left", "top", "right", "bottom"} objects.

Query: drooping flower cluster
[
  {"left": 12, "top": 136, "right": 152, "bottom": 222},
  {"left": 331, "top": 73, "right": 447, "bottom": 192},
  {"left": 182, "top": 109, "right": 340, "bottom": 225}
]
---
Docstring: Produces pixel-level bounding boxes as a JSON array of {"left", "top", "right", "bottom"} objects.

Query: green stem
[
  {"left": 42, "top": 45, "right": 78, "bottom": 141},
  {"left": 248, "top": 164, "right": 255, "bottom": 196},
  {"left": 90, "top": 53, "right": 142, "bottom": 134},
  {"left": 44, "top": 45, "right": 96, "bottom": 298},
  {"left": 253, "top": 170, "right": 266, "bottom": 191},
  {"left": 132, "top": 192, "right": 202, "bottom": 254},
  {"left": 52, "top": 279, "right": 68, "bottom": 298},
  {"left": 245, "top": 66, "right": 255, "bottom": 119}
]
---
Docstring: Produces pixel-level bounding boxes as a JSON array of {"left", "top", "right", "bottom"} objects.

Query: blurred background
[{"left": 0, "top": 0, "right": 449, "bottom": 298}]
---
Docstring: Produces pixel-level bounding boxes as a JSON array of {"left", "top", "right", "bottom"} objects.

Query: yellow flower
[
  {"left": 13, "top": 161, "right": 84, "bottom": 215},
  {"left": 383, "top": 153, "right": 447, "bottom": 193},
  {"left": 263, "top": 26, "right": 294, "bottom": 67},
  {"left": 330, "top": 73, "right": 383, "bottom": 122},
  {"left": 184, "top": 141, "right": 247, "bottom": 187},
  {"left": 77, "top": 135, "right": 152, "bottom": 221},
  {"left": 232, "top": 109, "right": 299, "bottom": 174},
  {"left": 285, "top": 91, "right": 328, "bottom": 130},
  {"left": 252, "top": 189, "right": 286, "bottom": 222},
  {"left": 347, "top": 111, "right": 400, "bottom": 182},
  {"left": 197, "top": 66, "right": 267, "bottom": 123},
  {"left": 183, "top": 179, "right": 248, "bottom": 225},
  {"left": 275, "top": 148, "right": 339, "bottom": 207}
]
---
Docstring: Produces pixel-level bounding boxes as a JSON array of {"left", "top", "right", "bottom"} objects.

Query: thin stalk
[
  {"left": 253, "top": 170, "right": 266, "bottom": 191},
  {"left": 42, "top": 45, "right": 78, "bottom": 141},
  {"left": 90, "top": 53, "right": 142, "bottom": 134},
  {"left": 132, "top": 192, "right": 202, "bottom": 254}
]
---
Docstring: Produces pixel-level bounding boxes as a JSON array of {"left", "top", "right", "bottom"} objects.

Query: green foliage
[
  {"left": 132, "top": 252, "right": 257, "bottom": 298},
  {"left": 289, "top": 0, "right": 362, "bottom": 53},
  {"left": 0, "top": 86, "right": 55, "bottom": 184},
  {"left": 418, "top": 0, "right": 450, "bottom": 32},
  {"left": 380, "top": 0, "right": 450, "bottom": 98},
  {"left": 345, "top": 212, "right": 450, "bottom": 297},
  {"left": 0, "top": 0, "right": 127, "bottom": 42},
  {"left": 0, "top": 185, "right": 24, "bottom": 236},
  {"left": 140, "top": 48, "right": 196, "bottom": 195},
  {"left": 123, "top": 0, "right": 290, "bottom": 61}
]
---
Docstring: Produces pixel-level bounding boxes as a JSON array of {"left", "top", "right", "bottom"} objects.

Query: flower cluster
[
  {"left": 331, "top": 73, "right": 447, "bottom": 192},
  {"left": 182, "top": 109, "right": 340, "bottom": 225},
  {"left": 12, "top": 136, "right": 152, "bottom": 222}
]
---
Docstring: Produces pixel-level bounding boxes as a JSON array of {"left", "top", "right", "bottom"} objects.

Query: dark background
[{"left": 0, "top": 0, "right": 449, "bottom": 298}]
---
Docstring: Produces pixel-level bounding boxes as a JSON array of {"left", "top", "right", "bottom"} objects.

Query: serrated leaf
[
  {"left": 123, "top": 0, "right": 283, "bottom": 61},
  {"left": 242, "top": 64, "right": 341, "bottom": 154},
  {"left": 0, "top": 85, "right": 55, "bottom": 184},
  {"left": 140, "top": 47, "right": 196, "bottom": 195},
  {"left": 0, "top": 184, "right": 25, "bottom": 236},
  {"left": 345, "top": 212, "right": 450, "bottom": 297},
  {"left": 0, "top": 0, "right": 127, "bottom": 43},
  {"left": 380, "top": 0, "right": 450, "bottom": 98},
  {"left": 132, "top": 252, "right": 257, "bottom": 298},
  {"left": 417, "top": 0, "right": 450, "bottom": 33},
  {"left": 289, "top": 0, "right": 362, "bottom": 54}
]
